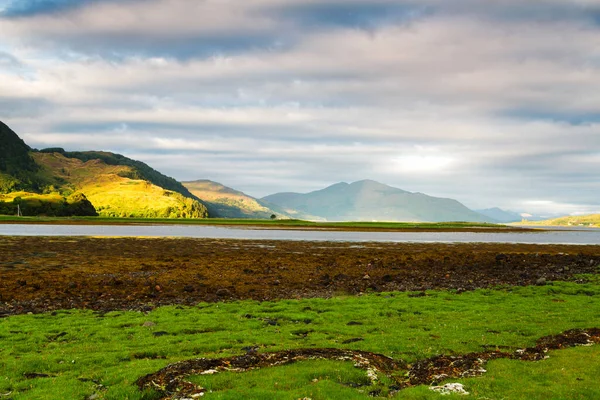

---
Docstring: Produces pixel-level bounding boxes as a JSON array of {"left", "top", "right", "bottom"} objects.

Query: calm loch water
[{"left": 0, "top": 224, "right": 599, "bottom": 244}]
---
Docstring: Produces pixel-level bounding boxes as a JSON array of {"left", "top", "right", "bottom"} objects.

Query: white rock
[
  {"left": 429, "top": 382, "right": 469, "bottom": 395},
  {"left": 200, "top": 369, "right": 219, "bottom": 375}
]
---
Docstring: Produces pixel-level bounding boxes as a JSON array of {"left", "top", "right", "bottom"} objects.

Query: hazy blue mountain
[
  {"left": 477, "top": 207, "right": 559, "bottom": 223},
  {"left": 183, "top": 179, "right": 323, "bottom": 220},
  {"left": 476, "top": 207, "right": 523, "bottom": 223},
  {"left": 262, "top": 179, "right": 495, "bottom": 222}
]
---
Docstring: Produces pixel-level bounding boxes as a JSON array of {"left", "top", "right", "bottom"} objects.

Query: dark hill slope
[
  {"left": 263, "top": 179, "right": 494, "bottom": 222},
  {"left": 0, "top": 121, "right": 43, "bottom": 192}
]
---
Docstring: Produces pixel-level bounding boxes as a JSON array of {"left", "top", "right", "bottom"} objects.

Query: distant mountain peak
[{"left": 263, "top": 179, "right": 492, "bottom": 223}]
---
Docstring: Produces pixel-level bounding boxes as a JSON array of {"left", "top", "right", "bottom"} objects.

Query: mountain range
[
  {"left": 0, "top": 120, "right": 569, "bottom": 222},
  {"left": 182, "top": 179, "right": 298, "bottom": 219},
  {"left": 262, "top": 180, "right": 494, "bottom": 222}
]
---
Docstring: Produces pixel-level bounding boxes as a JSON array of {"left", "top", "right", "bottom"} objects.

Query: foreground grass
[
  {"left": 0, "top": 215, "right": 507, "bottom": 230},
  {"left": 1, "top": 280, "right": 599, "bottom": 399}
]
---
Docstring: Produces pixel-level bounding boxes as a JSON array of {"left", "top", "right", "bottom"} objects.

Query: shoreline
[{"left": 0, "top": 217, "right": 539, "bottom": 233}]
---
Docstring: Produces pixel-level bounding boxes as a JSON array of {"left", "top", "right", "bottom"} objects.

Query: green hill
[
  {"left": 38, "top": 148, "right": 198, "bottom": 200},
  {"left": 0, "top": 121, "right": 44, "bottom": 193},
  {"left": 0, "top": 121, "right": 208, "bottom": 218},
  {"left": 523, "top": 214, "right": 600, "bottom": 227},
  {"left": 263, "top": 179, "right": 494, "bottom": 223},
  {"left": 183, "top": 179, "right": 297, "bottom": 219}
]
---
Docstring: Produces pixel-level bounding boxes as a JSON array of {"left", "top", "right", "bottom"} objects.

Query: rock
[
  {"left": 152, "top": 331, "right": 169, "bottom": 337},
  {"left": 429, "top": 382, "right": 469, "bottom": 395},
  {"left": 142, "top": 321, "right": 156, "bottom": 327},
  {"left": 319, "top": 274, "right": 331, "bottom": 286},
  {"left": 536, "top": 277, "right": 547, "bottom": 286},
  {"left": 362, "top": 274, "right": 370, "bottom": 280},
  {"left": 216, "top": 288, "right": 230, "bottom": 297},
  {"left": 183, "top": 285, "right": 194, "bottom": 293},
  {"left": 86, "top": 394, "right": 100, "bottom": 400},
  {"left": 241, "top": 345, "right": 259, "bottom": 353}
]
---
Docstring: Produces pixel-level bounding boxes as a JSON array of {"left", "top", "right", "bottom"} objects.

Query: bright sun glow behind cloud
[{"left": 390, "top": 149, "right": 455, "bottom": 174}]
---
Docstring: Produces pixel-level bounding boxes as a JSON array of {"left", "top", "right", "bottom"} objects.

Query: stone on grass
[{"left": 429, "top": 382, "right": 469, "bottom": 395}]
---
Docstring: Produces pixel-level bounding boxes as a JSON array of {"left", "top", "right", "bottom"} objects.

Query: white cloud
[{"left": 1, "top": 0, "right": 600, "bottom": 214}]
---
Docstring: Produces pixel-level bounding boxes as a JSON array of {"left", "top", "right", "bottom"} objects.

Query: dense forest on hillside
[{"left": 0, "top": 192, "right": 97, "bottom": 217}]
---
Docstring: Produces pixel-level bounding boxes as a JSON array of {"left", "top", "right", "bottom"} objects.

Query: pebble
[{"left": 536, "top": 277, "right": 547, "bottom": 286}]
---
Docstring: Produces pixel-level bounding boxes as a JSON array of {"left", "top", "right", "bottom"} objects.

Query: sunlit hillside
[
  {"left": 32, "top": 152, "right": 207, "bottom": 218},
  {"left": 524, "top": 214, "right": 600, "bottom": 227},
  {"left": 183, "top": 179, "right": 286, "bottom": 219}
]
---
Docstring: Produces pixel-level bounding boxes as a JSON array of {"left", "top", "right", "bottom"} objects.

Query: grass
[
  {"left": 1, "top": 280, "right": 599, "bottom": 399},
  {"left": 0, "top": 215, "right": 508, "bottom": 230}
]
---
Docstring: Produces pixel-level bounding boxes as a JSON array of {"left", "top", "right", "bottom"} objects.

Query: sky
[{"left": 1, "top": 0, "right": 600, "bottom": 215}]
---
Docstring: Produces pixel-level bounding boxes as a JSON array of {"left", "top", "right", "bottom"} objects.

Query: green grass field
[
  {"left": 0, "top": 215, "right": 507, "bottom": 230},
  {"left": 1, "top": 279, "right": 599, "bottom": 399}
]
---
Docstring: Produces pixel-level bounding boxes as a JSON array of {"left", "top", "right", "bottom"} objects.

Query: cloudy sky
[{"left": 1, "top": 0, "right": 600, "bottom": 215}]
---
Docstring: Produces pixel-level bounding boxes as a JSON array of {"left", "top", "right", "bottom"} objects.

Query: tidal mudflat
[{"left": 1, "top": 237, "right": 599, "bottom": 315}]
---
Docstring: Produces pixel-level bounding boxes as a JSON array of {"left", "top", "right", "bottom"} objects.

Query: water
[{"left": 0, "top": 224, "right": 599, "bottom": 244}]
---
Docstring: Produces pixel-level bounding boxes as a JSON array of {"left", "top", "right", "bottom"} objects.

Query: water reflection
[{"left": 0, "top": 224, "right": 599, "bottom": 244}]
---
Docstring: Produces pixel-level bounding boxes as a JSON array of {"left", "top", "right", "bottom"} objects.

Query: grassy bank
[
  {"left": 1, "top": 279, "right": 599, "bottom": 399},
  {"left": 0, "top": 215, "right": 514, "bottom": 231},
  {"left": 519, "top": 214, "right": 600, "bottom": 228}
]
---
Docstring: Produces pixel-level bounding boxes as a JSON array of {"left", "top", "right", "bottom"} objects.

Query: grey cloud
[
  {"left": 0, "top": 97, "right": 54, "bottom": 118},
  {"left": 2, "top": 0, "right": 600, "bottom": 214},
  {"left": 0, "top": 50, "right": 21, "bottom": 67}
]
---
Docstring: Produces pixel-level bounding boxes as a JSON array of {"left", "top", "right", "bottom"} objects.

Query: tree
[{"left": 270, "top": 214, "right": 277, "bottom": 220}]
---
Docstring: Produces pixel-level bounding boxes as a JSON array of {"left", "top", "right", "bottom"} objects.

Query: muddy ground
[{"left": 1, "top": 237, "right": 599, "bottom": 316}]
